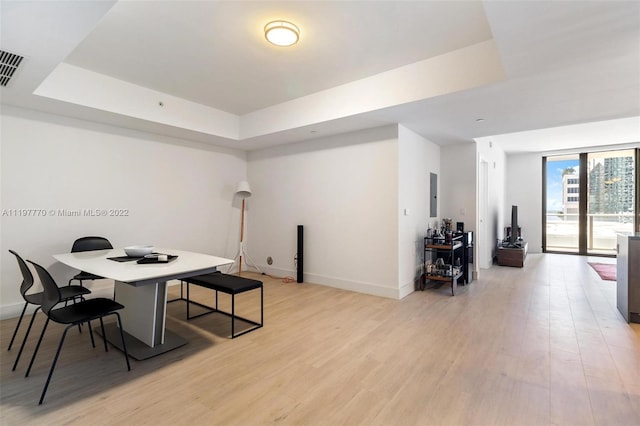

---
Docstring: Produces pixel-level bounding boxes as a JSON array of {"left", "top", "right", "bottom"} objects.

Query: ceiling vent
[{"left": 0, "top": 50, "right": 24, "bottom": 87}]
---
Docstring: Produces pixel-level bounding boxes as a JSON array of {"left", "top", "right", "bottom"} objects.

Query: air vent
[{"left": 0, "top": 50, "right": 24, "bottom": 87}]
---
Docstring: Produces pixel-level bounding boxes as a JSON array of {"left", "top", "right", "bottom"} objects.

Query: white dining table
[{"left": 53, "top": 248, "right": 233, "bottom": 360}]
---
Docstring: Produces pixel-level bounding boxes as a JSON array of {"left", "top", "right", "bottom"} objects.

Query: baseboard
[
  {"left": 0, "top": 268, "right": 401, "bottom": 319},
  {"left": 0, "top": 301, "right": 37, "bottom": 321},
  {"left": 249, "top": 264, "right": 402, "bottom": 299},
  {"left": 399, "top": 280, "right": 416, "bottom": 299}
]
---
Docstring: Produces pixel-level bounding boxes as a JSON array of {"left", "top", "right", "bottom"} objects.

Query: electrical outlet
[{"left": 267, "top": 256, "right": 273, "bottom": 265}]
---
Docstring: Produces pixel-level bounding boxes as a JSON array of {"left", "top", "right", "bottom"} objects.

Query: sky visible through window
[{"left": 547, "top": 158, "right": 579, "bottom": 213}]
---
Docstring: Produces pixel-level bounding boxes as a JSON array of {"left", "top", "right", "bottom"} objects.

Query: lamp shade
[{"left": 235, "top": 181, "right": 252, "bottom": 198}]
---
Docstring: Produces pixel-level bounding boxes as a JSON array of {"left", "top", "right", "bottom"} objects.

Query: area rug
[{"left": 588, "top": 262, "right": 616, "bottom": 281}]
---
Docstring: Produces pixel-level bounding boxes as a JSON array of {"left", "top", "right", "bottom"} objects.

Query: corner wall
[
  {"left": 440, "top": 144, "right": 477, "bottom": 229},
  {"left": 397, "top": 125, "right": 440, "bottom": 298},
  {"left": 476, "top": 139, "right": 507, "bottom": 269},
  {"left": 440, "top": 143, "right": 477, "bottom": 274},
  {"left": 247, "top": 126, "right": 400, "bottom": 298},
  {"left": 506, "top": 153, "right": 543, "bottom": 253}
]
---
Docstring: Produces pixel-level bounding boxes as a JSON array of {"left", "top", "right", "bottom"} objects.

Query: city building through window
[{"left": 544, "top": 148, "right": 638, "bottom": 255}]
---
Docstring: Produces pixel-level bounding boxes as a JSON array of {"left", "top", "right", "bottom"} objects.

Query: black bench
[{"left": 170, "top": 272, "right": 263, "bottom": 338}]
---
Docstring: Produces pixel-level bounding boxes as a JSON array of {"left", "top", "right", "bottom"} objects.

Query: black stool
[{"left": 171, "top": 272, "right": 263, "bottom": 338}]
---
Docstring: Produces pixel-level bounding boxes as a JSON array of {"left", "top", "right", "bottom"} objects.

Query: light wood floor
[{"left": 1, "top": 254, "right": 639, "bottom": 425}]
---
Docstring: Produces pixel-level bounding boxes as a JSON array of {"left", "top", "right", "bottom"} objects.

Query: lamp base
[{"left": 229, "top": 243, "right": 263, "bottom": 275}]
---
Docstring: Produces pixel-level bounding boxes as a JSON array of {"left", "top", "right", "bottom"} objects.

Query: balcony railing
[{"left": 545, "top": 213, "right": 634, "bottom": 254}]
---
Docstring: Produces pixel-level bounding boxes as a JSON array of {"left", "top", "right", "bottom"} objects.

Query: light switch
[
  {"left": 460, "top": 208, "right": 466, "bottom": 216},
  {"left": 404, "top": 209, "right": 410, "bottom": 216}
]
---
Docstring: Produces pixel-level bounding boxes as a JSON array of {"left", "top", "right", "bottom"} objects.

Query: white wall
[
  {"left": 0, "top": 106, "right": 246, "bottom": 319},
  {"left": 397, "top": 125, "right": 440, "bottom": 298},
  {"left": 440, "top": 143, "right": 477, "bottom": 273},
  {"left": 476, "top": 139, "right": 507, "bottom": 268},
  {"left": 247, "top": 126, "right": 400, "bottom": 298},
  {"left": 506, "top": 153, "right": 543, "bottom": 253},
  {"left": 440, "top": 144, "right": 477, "bottom": 232}
]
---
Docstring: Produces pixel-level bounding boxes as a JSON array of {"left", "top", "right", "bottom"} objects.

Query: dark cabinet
[
  {"left": 421, "top": 231, "right": 473, "bottom": 295},
  {"left": 461, "top": 231, "right": 474, "bottom": 284},
  {"left": 422, "top": 235, "right": 464, "bottom": 295}
]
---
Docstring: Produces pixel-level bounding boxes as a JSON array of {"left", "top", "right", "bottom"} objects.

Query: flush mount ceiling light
[{"left": 264, "top": 20, "right": 299, "bottom": 47}]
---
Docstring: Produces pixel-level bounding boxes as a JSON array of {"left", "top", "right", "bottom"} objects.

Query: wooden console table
[{"left": 496, "top": 242, "right": 527, "bottom": 267}]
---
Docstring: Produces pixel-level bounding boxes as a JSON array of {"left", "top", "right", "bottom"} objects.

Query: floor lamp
[{"left": 233, "top": 181, "right": 261, "bottom": 275}]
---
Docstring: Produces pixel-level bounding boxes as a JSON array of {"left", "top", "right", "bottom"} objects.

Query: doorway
[{"left": 479, "top": 158, "right": 491, "bottom": 268}]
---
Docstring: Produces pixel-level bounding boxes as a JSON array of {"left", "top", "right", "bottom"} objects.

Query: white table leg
[
  {"left": 105, "top": 280, "right": 185, "bottom": 360},
  {"left": 114, "top": 280, "right": 167, "bottom": 346}
]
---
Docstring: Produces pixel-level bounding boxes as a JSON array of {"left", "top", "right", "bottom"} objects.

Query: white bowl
[{"left": 124, "top": 245, "right": 154, "bottom": 257}]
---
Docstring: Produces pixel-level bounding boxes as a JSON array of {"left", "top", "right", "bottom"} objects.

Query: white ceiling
[
  {"left": 1, "top": 0, "right": 639, "bottom": 152},
  {"left": 65, "top": 1, "right": 493, "bottom": 115}
]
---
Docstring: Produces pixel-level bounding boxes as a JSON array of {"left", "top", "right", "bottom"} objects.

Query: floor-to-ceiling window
[
  {"left": 543, "top": 148, "right": 638, "bottom": 256},
  {"left": 544, "top": 154, "right": 581, "bottom": 252},
  {"left": 586, "top": 149, "right": 636, "bottom": 254}
]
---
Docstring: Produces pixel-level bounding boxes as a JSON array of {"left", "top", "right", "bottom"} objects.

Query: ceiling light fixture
[{"left": 264, "top": 20, "right": 299, "bottom": 47}]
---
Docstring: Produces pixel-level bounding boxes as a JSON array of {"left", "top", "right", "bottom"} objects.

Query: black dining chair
[
  {"left": 26, "top": 260, "right": 131, "bottom": 405},
  {"left": 7, "top": 250, "right": 91, "bottom": 372},
  {"left": 68, "top": 236, "right": 113, "bottom": 288}
]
